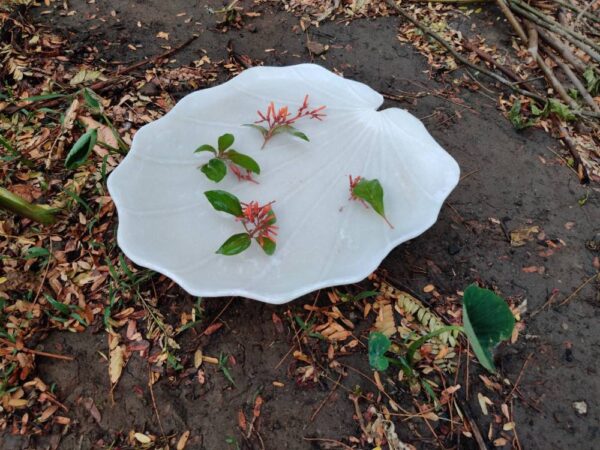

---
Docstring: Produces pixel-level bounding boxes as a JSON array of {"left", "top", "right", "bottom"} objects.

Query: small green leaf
[
  {"left": 204, "top": 190, "right": 243, "bottom": 216},
  {"left": 200, "top": 158, "right": 227, "bottom": 182},
  {"left": 530, "top": 102, "right": 544, "bottom": 116},
  {"left": 217, "top": 233, "right": 252, "bottom": 255},
  {"left": 244, "top": 124, "right": 268, "bottom": 136},
  {"left": 353, "top": 178, "right": 385, "bottom": 218},
  {"left": 462, "top": 284, "right": 515, "bottom": 373},
  {"left": 548, "top": 99, "right": 575, "bottom": 121},
  {"left": 368, "top": 332, "right": 391, "bottom": 371},
  {"left": 273, "top": 125, "right": 309, "bottom": 142},
  {"left": 83, "top": 88, "right": 101, "bottom": 111},
  {"left": 226, "top": 150, "right": 260, "bottom": 174},
  {"left": 195, "top": 144, "right": 217, "bottom": 154},
  {"left": 44, "top": 294, "right": 71, "bottom": 315},
  {"left": 24, "top": 247, "right": 50, "bottom": 259},
  {"left": 218, "top": 133, "right": 234, "bottom": 152},
  {"left": 65, "top": 128, "right": 97, "bottom": 169},
  {"left": 257, "top": 237, "right": 276, "bottom": 255}
]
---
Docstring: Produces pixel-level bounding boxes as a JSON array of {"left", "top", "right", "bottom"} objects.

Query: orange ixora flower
[{"left": 238, "top": 201, "right": 278, "bottom": 244}]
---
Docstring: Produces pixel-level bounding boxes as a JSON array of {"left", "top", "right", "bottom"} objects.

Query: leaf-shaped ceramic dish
[{"left": 107, "top": 64, "right": 460, "bottom": 304}]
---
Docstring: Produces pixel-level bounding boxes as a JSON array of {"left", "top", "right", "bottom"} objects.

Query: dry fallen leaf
[
  {"left": 177, "top": 430, "right": 191, "bottom": 450},
  {"left": 109, "top": 343, "right": 125, "bottom": 385}
]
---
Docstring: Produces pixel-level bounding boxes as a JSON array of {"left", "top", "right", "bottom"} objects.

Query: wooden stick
[
  {"left": 462, "top": 40, "right": 531, "bottom": 88},
  {"left": 525, "top": 22, "right": 579, "bottom": 109},
  {"left": 0, "top": 338, "right": 74, "bottom": 361},
  {"left": 548, "top": 0, "right": 600, "bottom": 24},
  {"left": 553, "top": 118, "right": 591, "bottom": 183},
  {"left": 544, "top": 41, "right": 600, "bottom": 112},
  {"left": 386, "top": 0, "right": 547, "bottom": 104},
  {"left": 509, "top": 2, "right": 600, "bottom": 63},
  {"left": 536, "top": 27, "right": 589, "bottom": 75},
  {"left": 510, "top": 0, "right": 600, "bottom": 54}
]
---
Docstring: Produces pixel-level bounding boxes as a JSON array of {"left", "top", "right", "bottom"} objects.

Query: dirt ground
[{"left": 1, "top": 1, "right": 599, "bottom": 449}]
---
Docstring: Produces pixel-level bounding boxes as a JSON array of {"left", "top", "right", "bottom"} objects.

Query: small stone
[{"left": 573, "top": 401, "right": 587, "bottom": 415}]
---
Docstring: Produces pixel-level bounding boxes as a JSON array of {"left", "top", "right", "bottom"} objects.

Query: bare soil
[{"left": 2, "top": 1, "right": 598, "bottom": 449}]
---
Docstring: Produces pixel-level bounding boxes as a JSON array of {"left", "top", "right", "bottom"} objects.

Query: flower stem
[{"left": 0, "top": 187, "right": 57, "bottom": 225}]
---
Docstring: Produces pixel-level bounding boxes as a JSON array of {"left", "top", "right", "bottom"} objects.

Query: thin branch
[
  {"left": 525, "top": 21, "right": 579, "bottom": 109},
  {"left": 549, "top": 0, "right": 600, "bottom": 23},
  {"left": 509, "top": 2, "right": 600, "bottom": 63},
  {"left": 510, "top": 0, "right": 600, "bottom": 54},
  {"left": 536, "top": 27, "right": 589, "bottom": 75}
]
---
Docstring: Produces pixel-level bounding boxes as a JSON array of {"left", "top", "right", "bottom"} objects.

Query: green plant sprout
[
  {"left": 195, "top": 133, "right": 260, "bottom": 183},
  {"left": 349, "top": 175, "right": 393, "bottom": 229},
  {"left": 369, "top": 284, "right": 515, "bottom": 375}
]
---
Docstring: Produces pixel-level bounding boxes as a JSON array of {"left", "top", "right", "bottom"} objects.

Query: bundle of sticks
[{"left": 387, "top": 0, "right": 600, "bottom": 182}]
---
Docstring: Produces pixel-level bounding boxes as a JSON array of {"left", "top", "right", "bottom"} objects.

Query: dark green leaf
[
  {"left": 353, "top": 178, "right": 385, "bottom": 218},
  {"left": 0, "top": 134, "right": 14, "bottom": 154},
  {"left": 194, "top": 144, "right": 217, "bottom": 154},
  {"left": 204, "top": 190, "right": 243, "bottom": 216},
  {"left": 273, "top": 125, "right": 309, "bottom": 142},
  {"left": 368, "top": 332, "right": 391, "bottom": 371},
  {"left": 218, "top": 133, "right": 234, "bottom": 152},
  {"left": 65, "top": 128, "right": 97, "bottom": 169},
  {"left": 83, "top": 88, "right": 101, "bottom": 111},
  {"left": 22, "top": 93, "right": 67, "bottom": 102},
  {"left": 226, "top": 150, "right": 260, "bottom": 174},
  {"left": 44, "top": 294, "right": 71, "bottom": 315},
  {"left": 216, "top": 233, "right": 251, "bottom": 255},
  {"left": 244, "top": 124, "right": 268, "bottom": 136},
  {"left": 462, "top": 284, "right": 515, "bottom": 373},
  {"left": 24, "top": 247, "right": 50, "bottom": 259},
  {"left": 257, "top": 237, "right": 276, "bottom": 255},
  {"left": 507, "top": 99, "right": 534, "bottom": 130},
  {"left": 200, "top": 158, "right": 227, "bottom": 182}
]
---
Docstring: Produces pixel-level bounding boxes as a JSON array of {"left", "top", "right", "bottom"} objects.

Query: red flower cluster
[
  {"left": 348, "top": 175, "right": 367, "bottom": 208},
  {"left": 237, "top": 201, "right": 278, "bottom": 245},
  {"left": 256, "top": 95, "right": 326, "bottom": 129}
]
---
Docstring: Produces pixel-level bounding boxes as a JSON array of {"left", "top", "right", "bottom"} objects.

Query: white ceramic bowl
[{"left": 107, "top": 64, "right": 460, "bottom": 304}]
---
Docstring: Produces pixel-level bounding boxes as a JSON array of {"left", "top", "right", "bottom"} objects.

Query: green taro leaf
[
  {"left": 204, "top": 190, "right": 243, "bottom": 217},
  {"left": 218, "top": 133, "right": 234, "bottom": 152},
  {"left": 217, "top": 233, "right": 251, "bottom": 255},
  {"left": 226, "top": 150, "right": 260, "bottom": 174},
  {"left": 65, "top": 128, "right": 97, "bottom": 169},
  {"left": 462, "top": 284, "right": 515, "bottom": 373},
  {"left": 201, "top": 158, "right": 227, "bottom": 182},
  {"left": 368, "top": 332, "right": 391, "bottom": 371},
  {"left": 353, "top": 178, "right": 386, "bottom": 218},
  {"left": 243, "top": 124, "right": 268, "bottom": 136},
  {"left": 273, "top": 125, "right": 309, "bottom": 142},
  {"left": 195, "top": 144, "right": 217, "bottom": 154},
  {"left": 257, "top": 237, "right": 276, "bottom": 255}
]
